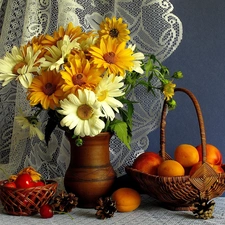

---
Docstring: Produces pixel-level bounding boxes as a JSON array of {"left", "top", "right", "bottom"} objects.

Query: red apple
[
  {"left": 132, "top": 152, "right": 163, "bottom": 175},
  {"left": 196, "top": 144, "right": 222, "bottom": 165}
]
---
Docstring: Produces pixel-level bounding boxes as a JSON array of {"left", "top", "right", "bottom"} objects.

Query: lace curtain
[{"left": 0, "top": 0, "right": 183, "bottom": 180}]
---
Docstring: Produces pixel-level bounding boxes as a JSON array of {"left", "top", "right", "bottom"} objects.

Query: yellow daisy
[
  {"left": 27, "top": 70, "right": 65, "bottom": 110},
  {"left": 24, "top": 34, "right": 47, "bottom": 59},
  {"left": 99, "top": 16, "right": 130, "bottom": 43},
  {"left": 89, "top": 37, "right": 134, "bottom": 76},
  {"left": 60, "top": 52, "right": 103, "bottom": 96},
  {"left": 41, "top": 22, "right": 83, "bottom": 46},
  {"left": 163, "top": 81, "right": 176, "bottom": 101}
]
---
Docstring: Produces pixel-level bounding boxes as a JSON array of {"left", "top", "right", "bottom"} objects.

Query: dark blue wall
[{"left": 148, "top": 0, "right": 225, "bottom": 194}]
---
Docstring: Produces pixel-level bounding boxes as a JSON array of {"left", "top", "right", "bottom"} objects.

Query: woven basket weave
[
  {"left": 0, "top": 180, "right": 57, "bottom": 216},
  {"left": 126, "top": 87, "right": 225, "bottom": 210}
]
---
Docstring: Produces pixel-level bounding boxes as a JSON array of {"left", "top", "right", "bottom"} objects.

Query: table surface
[{"left": 1, "top": 195, "right": 225, "bottom": 225}]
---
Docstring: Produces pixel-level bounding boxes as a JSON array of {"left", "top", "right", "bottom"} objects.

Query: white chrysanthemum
[
  {"left": 42, "top": 35, "right": 80, "bottom": 71},
  {"left": 57, "top": 89, "right": 105, "bottom": 137},
  {"left": 95, "top": 74, "right": 124, "bottom": 120},
  {"left": 15, "top": 111, "right": 44, "bottom": 140},
  {"left": 0, "top": 46, "right": 44, "bottom": 88},
  {"left": 128, "top": 44, "right": 145, "bottom": 74}
]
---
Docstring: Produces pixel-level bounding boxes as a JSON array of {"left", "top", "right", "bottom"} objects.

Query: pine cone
[
  {"left": 95, "top": 197, "right": 117, "bottom": 219},
  {"left": 192, "top": 198, "right": 215, "bottom": 219},
  {"left": 51, "top": 191, "right": 78, "bottom": 213}
]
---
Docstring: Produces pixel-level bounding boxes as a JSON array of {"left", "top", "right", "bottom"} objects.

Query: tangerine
[
  {"left": 157, "top": 160, "right": 185, "bottom": 177},
  {"left": 111, "top": 187, "right": 141, "bottom": 212},
  {"left": 174, "top": 144, "right": 199, "bottom": 167}
]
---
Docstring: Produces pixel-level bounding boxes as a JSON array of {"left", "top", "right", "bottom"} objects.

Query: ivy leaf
[{"left": 109, "top": 119, "right": 131, "bottom": 150}]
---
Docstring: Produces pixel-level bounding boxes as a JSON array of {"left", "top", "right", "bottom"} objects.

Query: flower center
[
  {"left": 12, "top": 62, "right": 27, "bottom": 74},
  {"left": 42, "top": 82, "right": 56, "bottom": 96},
  {"left": 27, "top": 117, "right": 38, "bottom": 127},
  {"left": 77, "top": 104, "right": 93, "bottom": 120},
  {"left": 72, "top": 73, "right": 86, "bottom": 86},
  {"left": 97, "top": 90, "right": 108, "bottom": 102},
  {"left": 109, "top": 28, "right": 119, "bottom": 38},
  {"left": 103, "top": 52, "right": 115, "bottom": 64}
]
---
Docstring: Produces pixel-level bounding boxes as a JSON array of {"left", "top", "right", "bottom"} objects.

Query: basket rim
[{"left": 0, "top": 179, "right": 57, "bottom": 190}]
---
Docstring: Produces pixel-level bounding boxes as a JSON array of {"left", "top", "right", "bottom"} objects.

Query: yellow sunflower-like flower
[
  {"left": 27, "top": 70, "right": 65, "bottom": 110},
  {"left": 41, "top": 22, "right": 83, "bottom": 46},
  {"left": 89, "top": 37, "right": 134, "bottom": 76},
  {"left": 24, "top": 34, "right": 47, "bottom": 59},
  {"left": 99, "top": 16, "right": 130, "bottom": 43},
  {"left": 57, "top": 89, "right": 105, "bottom": 137},
  {"left": 60, "top": 52, "right": 103, "bottom": 96},
  {"left": 163, "top": 81, "right": 176, "bottom": 101}
]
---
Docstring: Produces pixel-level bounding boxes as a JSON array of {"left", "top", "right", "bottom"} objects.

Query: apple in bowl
[{"left": 132, "top": 152, "right": 163, "bottom": 175}]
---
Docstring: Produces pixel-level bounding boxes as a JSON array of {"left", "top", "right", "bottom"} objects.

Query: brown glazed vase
[{"left": 64, "top": 132, "right": 117, "bottom": 208}]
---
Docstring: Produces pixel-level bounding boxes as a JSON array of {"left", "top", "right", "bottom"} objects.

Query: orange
[
  {"left": 111, "top": 187, "right": 141, "bottom": 212},
  {"left": 174, "top": 144, "right": 199, "bottom": 167},
  {"left": 157, "top": 160, "right": 185, "bottom": 177}
]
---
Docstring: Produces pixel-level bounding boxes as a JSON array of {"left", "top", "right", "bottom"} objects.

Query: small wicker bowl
[
  {"left": 0, "top": 180, "right": 58, "bottom": 216},
  {"left": 126, "top": 88, "right": 225, "bottom": 210}
]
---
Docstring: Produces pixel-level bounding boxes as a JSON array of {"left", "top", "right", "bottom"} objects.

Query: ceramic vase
[{"left": 64, "top": 132, "right": 117, "bottom": 208}]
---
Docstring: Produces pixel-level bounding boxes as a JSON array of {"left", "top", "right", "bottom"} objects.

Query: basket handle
[{"left": 159, "top": 87, "right": 207, "bottom": 162}]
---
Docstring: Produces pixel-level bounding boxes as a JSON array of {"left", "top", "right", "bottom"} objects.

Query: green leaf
[{"left": 109, "top": 119, "right": 131, "bottom": 150}]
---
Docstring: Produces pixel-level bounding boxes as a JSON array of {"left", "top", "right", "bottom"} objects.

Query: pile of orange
[
  {"left": 132, "top": 143, "right": 224, "bottom": 177},
  {"left": 157, "top": 143, "right": 199, "bottom": 177}
]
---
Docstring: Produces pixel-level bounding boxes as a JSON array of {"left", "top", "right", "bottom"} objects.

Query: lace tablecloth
[{"left": 1, "top": 195, "right": 225, "bottom": 225}]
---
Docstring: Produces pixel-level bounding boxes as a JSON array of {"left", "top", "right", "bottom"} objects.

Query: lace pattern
[{"left": 0, "top": 0, "right": 182, "bottom": 179}]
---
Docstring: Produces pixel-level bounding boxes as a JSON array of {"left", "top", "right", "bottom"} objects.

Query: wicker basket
[
  {"left": 126, "top": 87, "right": 225, "bottom": 210},
  {"left": 0, "top": 180, "right": 57, "bottom": 216}
]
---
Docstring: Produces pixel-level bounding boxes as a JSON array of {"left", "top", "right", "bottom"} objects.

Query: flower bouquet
[{"left": 0, "top": 16, "right": 182, "bottom": 149}]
